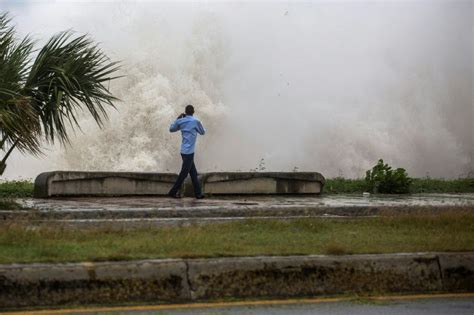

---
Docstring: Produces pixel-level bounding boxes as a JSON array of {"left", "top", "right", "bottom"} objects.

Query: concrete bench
[{"left": 34, "top": 171, "right": 178, "bottom": 198}]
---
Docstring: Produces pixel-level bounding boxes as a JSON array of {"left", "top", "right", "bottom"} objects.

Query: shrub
[
  {"left": 0, "top": 180, "right": 34, "bottom": 198},
  {"left": 324, "top": 178, "right": 367, "bottom": 194},
  {"left": 365, "top": 159, "right": 412, "bottom": 194}
]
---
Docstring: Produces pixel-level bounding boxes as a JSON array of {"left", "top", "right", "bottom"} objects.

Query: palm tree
[{"left": 0, "top": 13, "right": 120, "bottom": 175}]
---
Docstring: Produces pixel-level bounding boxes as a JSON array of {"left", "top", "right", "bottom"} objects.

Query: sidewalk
[{"left": 5, "top": 193, "right": 474, "bottom": 227}]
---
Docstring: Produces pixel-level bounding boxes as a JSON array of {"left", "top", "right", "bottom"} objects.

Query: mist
[{"left": 3, "top": 0, "right": 473, "bottom": 179}]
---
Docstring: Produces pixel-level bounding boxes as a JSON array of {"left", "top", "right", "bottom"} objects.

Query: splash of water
[{"left": 62, "top": 14, "right": 226, "bottom": 173}]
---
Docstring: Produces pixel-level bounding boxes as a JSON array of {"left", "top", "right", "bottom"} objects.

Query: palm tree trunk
[
  {"left": 0, "top": 135, "right": 8, "bottom": 151},
  {"left": 0, "top": 139, "right": 18, "bottom": 176}
]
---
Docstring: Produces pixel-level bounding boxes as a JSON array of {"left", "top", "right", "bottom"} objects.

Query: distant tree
[
  {"left": 365, "top": 159, "right": 412, "bottom": 194},
  {"left": 0, "top": 13, "right": 120, "bottom": 175}
]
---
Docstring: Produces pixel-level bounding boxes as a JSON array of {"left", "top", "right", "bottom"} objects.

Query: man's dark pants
[{"left": 169, "top": 153, "right": 202, "bottom": 197}]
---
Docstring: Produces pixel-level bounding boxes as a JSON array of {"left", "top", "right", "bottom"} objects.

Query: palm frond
[
  {"left": 26, "top": 31, "right": 121, "bottom": 144},
  {"left": 0, "top": 97, "right": 41, "bottom": 155},
  {"left": 0, "top": 12, "right": 41, "bottom": 155},
  {"left": 0, "top": 12, "right": 121, "bottom": 175}
]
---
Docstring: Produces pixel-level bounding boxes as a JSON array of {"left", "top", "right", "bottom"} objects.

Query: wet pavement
[
  {"left": 4, "top": 194, "right": 473, "bottom": 227},
  {"left": 21, "top": 193, "right": 474, "bottom": 212}
]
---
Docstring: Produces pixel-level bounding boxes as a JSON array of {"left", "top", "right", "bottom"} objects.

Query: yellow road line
[{"left": 3, "top": 292, "right": 474, "bottom": 315}]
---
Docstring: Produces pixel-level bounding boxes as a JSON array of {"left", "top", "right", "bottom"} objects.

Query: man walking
[{"left": 168, "top": 104, "right": 206, "bottom": 199}]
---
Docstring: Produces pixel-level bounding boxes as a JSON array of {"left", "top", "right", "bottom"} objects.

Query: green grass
[
  {"left": 1, "top": 211, "right": 473, "bottom": 264},
  {"left": 0, "top": 198, "right": 23, "bottom": 210},
  {"left": 410, "top": 178, "right": 474, "bottom": 193},
  {"left": 0, "top": 180, "right": 34, "bottom": 209},
  {"left": 324, "top": 178, "right": 368, "bottom": 194},
  {"left": 324, "top": 177, "right": 474, "bottom": 194},
  {"left": 0, "top": 180, "right": 34, "bottom": 198}
]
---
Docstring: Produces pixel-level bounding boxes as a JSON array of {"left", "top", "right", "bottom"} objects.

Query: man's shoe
[
  {"left": 196, "top": 194, "right": 205, "bottom": 199},
  {"left": 168, "top": 193, "right": 181, "bottom": 199}
]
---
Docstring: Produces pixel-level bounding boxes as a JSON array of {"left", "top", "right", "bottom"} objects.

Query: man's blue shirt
[{"left": 169, "top": 115, "right": 205, "bottom": 154}]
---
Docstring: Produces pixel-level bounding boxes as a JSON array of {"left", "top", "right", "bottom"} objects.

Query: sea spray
[{"left": 4, "top": 1, "right": 473, "bottom": 179}]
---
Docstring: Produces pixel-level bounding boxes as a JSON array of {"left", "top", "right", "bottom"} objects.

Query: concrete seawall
[
  {"left": 34, "top": 172, "right": 178, "bottom": 197},
  {"left": 1, "top": 252, "right": 472, "bottom": 309},
  {"left": 34, "top": 171, "right": 326, "bottom": 198},
  {"left": 186, "top": 172, "right": 326, "bottom": 196}
]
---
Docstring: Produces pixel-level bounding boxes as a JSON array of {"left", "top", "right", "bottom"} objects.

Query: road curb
[{"left": 0, "top": 252, "right": 472, "bottom": 309}]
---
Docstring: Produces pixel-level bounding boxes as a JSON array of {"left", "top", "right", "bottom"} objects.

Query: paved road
[
  {"left": 131, "top": 298, "right": 474, "bottom": 315},
  {"left": 162, "top": 298, "right": 474, "bottom": 315},
  {"left": 10, "top": 295, "right": 474, "bottom": 315}
]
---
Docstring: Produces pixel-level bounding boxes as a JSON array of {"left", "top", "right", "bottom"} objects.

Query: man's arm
[
  {"left": 169, "top": 120, "right": 180, "bottom": 132},
  {"left": 196, "top": 120, "right": 206, "bottom": 135}
]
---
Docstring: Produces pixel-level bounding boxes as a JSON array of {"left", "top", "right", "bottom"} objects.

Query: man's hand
[{"left": 178, "top": 113, "right": 186, "bottom": 119}]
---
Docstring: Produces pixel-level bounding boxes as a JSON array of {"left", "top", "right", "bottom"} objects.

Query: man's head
[{"left": 185, "top": 104, "right": 194, "bottom": 116}]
